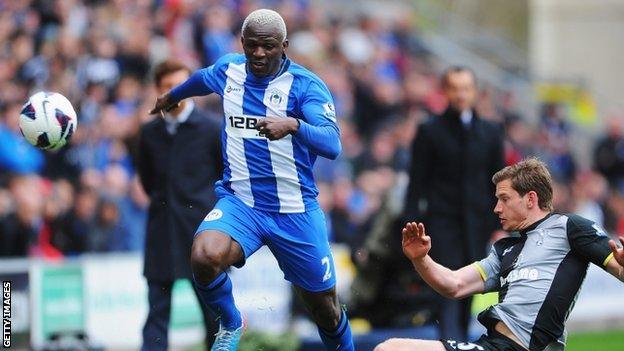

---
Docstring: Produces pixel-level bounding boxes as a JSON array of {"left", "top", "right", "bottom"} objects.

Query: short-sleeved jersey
[
  {"left": 473, "top": 213, "right": 613, "bottom": 351},
  {"left": 196, "top": 53, "right": 339, "bottom": 213}
]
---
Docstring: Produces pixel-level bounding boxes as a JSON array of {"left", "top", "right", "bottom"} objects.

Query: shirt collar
[
  {"left": 519, "top": 212, "right": 554, "bottom": 236},
  {"left": 164, "top": 100, "right": 194, "bottom": 125},
  {"left": 460, "top": 109, "right": 473, "bottom": 126}
]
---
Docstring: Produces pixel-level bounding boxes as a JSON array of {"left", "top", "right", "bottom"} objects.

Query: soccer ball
[{"left": 19, "top": 91, "right": 78, "bottom": 150}]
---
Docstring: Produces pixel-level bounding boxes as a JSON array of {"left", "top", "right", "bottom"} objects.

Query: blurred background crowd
[{"left": 1, "top": 0, "right": 624, "bottom": 331}]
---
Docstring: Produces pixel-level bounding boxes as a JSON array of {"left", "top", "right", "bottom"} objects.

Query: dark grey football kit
[{"left": 442, "top": 213, "right": 614, "bottom": 351}]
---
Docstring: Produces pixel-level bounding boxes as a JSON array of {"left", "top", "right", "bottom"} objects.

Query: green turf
[
  {"left": 566, "top": 330, "right": 624, "bottom": 351},
  {"left": 186, "top": 329, "right": 624, "bottom": 350}
]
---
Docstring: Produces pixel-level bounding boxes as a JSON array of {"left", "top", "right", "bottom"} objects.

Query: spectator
[
  {"left": 537, "top": 103, "right": 576, "bottom": 183},
  {"left": 88, "top": 194, "right": 128, "bottom": 252},
  {"left": 594, "top": 116, "right": 624, "bottom": 191},
  {"left": 54, "top": 186, "right": 98, "bottom": 255},
  {"left": 1, "top": 175, "right": 55, "bottom": 258},
  {"left": 503, "top": 114, "right": 536, "bottom": 166},
  {"left": 0, "top": 182, "right": 32, "bottom": 257},
  {"left": 402, "top": 66, "right": 505, "bottom": 340},
  {"left": 350, "top": 173, "right": 437, "bottom": 328},
  {"left": 137, "top": 59, "right": 222, "bottom": 350},
  {"left": 201, "top": 5, "right": 236, "bottom": 66},
  {"left": 572, "top": 171, "right": 608, "bottom": 227},
  {"left": 121, "top": 175, "right": 149, "bottom": 252},
  {"left": 0, "top": 102, "right": 45, "bottom": 174}
]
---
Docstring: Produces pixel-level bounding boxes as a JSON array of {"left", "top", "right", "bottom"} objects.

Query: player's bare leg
[
  {"left": 191, "top": 230, "right": 245, "bottom": 351},
  {"left": 295, "top": 286, "right": 354, "bottom": 350},
  {"left": 191, "top": 230, "right": 243, "bottom": 284},
  {"left": 374, "top": 339, "right": 447, "bottom": 351}
]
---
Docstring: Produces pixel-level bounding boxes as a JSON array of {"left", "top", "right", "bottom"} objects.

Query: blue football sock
[
  {"left": 193, "top": 272, "right": 242, "bottom": 330},
  {"left": 318, "top": 310, "right": 354, "bottom": 351}
]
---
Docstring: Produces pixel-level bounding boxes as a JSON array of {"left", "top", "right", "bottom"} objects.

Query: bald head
[{"left": 241, "top": 9, "right": 287, "bottom": 43}]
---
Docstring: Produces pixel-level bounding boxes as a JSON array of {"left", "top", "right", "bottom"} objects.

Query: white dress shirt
[
  {"left": 163, "top": 100, "right": 194, "bottom": 135},
  {"left": 460, "top": 109, "right": 473, "bottom": 129}
]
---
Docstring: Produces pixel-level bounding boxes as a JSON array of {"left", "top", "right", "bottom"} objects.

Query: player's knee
[
  {"left": 373, "top": 340, "right": 390, "bottom": 351},
  {"left": 191, "top": 234, "right": 227, "bottom": 278},
  {"left": 373, "top": 339, "right": 400, "bottom": 351}
]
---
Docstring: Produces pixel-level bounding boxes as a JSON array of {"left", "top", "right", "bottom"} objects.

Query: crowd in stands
[{"left": 1, "top": 1, "right": 622, "bottom": 276}]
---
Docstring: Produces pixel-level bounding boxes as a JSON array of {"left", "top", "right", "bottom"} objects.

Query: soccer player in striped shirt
[{"left": 150, "top": 9, "right": 354, "bottom": 351}]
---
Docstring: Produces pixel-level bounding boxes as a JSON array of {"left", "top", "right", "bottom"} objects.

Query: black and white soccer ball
[{"left": 19, "top": 91, "right": 78, "bottom": 150}]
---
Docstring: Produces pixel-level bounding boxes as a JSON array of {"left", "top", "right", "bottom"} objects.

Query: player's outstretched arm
[
  {"left": 403, "top": 222, "right": 485, "bottom": 299},
  {"left": 149, "top": 92, "right": 180, "bottom": 115},
  {"left": 607, "top": 236, "right": 624, "bottom": 283}
]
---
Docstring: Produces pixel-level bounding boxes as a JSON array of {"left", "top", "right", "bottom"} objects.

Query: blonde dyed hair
[{"left": 241, "top": 9, "right": 287, "bottom": 42}]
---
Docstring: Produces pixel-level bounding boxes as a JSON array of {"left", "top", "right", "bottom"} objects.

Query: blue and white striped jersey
[{"left": 171, "top": 53, "right": 340, "bottom": 213}]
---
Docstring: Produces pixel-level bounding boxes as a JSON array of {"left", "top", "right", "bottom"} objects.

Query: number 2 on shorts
[{"left": 321, "top": 256, "right": 332, "bottom": 282}]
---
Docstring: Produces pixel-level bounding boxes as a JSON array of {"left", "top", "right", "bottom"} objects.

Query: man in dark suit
[
  {"left": 403, "top": 66, "right": 504, "bottom": 340},
  {"left": 137, "top": 60, "right": 222, "bottom": 350}
]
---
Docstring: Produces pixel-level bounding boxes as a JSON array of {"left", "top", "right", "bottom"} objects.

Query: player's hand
[
  {"left": 608, "top": 236, "right": 624, "bottom": 267},
  {"left": 256, "top": 117, "right": 299, "bottom": 141},
  {"left": 149, "top": 92, "right": 180, "bottom": 116},
  {"left": 402, "top": 222, "right": 431, "bottom": 262}
]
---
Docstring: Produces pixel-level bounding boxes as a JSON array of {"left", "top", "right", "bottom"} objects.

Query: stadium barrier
[
  {"left": 0, "top": 245, "right": 622, "bottom": 349},
  {"left": 1, "top": 247, "right": 291, "bottom": 349}
]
